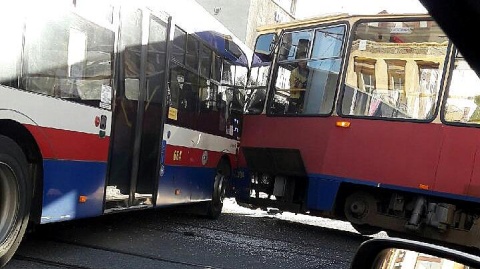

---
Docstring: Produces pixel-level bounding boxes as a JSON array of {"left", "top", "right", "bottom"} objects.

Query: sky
[{"left": 295, "top": 0, "right": 428, "bottom": 18}]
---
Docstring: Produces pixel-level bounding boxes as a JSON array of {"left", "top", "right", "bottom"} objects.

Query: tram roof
[{"left": 256, "top": 12, "right": 432, "bottom": 34}]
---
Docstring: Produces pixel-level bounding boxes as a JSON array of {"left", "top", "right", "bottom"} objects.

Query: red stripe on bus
[{"left": 25, "top": 124, "right": 110, "bottom": 162}]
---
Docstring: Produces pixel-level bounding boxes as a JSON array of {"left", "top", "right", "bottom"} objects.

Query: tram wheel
[
  {"left": 0, "top": 135, "right": 31, "bottom": 267},
  {"left": 206, "top": 161, "right": 230, "bottom": 219},
  {"left": 351, "top": 223, "right": 382, "bottom": 236},
  {"left": 344, "top": 191, "right": 381, "bottom": 235}
]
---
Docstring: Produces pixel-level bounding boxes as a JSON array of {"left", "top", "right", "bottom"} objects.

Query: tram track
[
  {"left": 14, "top": 255, "right": 93, "bottom": 269},
  {"left": 17, "top": 210, "right": 363, "bottom": 268},
  {"left": 160, "top": 218, "right": 364, "bottom": 256},
  {"left": 33, "top": 236, "right": 347, "bottom": 269},
  {"left": 49, "top": 217, "right": 356, "bottom": 264},
  {"left": 31, "top": 222, "right": 351, "bottom": 268},
  {"left": 170, "top": 224, "right": 353, "bottom": 262},
  {"left": 25, "top": 236, "right": 226, "bottom": 269}
]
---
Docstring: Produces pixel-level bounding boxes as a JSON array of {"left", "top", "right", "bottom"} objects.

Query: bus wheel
[
  {"left": 0, "top": 135, "right": 31, "bottom": 267},
  {"left": 206, "top": 161, "right": 230, "bottom": 219}
]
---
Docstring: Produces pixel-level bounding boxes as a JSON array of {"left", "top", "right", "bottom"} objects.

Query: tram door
[{"left": 106, "top": 8, "right": 171, "bottom": 211}]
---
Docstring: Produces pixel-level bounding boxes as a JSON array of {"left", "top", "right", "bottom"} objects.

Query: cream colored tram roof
[{"left": 256, "top": 12, "right": 431, "bottom": 34}]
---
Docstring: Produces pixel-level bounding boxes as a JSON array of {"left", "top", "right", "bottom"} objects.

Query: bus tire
[
  {"left": 206, "top": 161, "right": 230, "bottom": 220},
  {"left": 0, "top": 135, "right": 31, "bottom": 267}
]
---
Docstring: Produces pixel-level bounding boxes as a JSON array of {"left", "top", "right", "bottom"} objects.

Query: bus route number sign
[{"left": 173, "top": 150, "right": 183, "bottom": 161}]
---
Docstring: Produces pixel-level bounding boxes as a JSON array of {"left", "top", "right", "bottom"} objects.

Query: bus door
[{"left": 106, "top": 8, "right": 171, "bottom": 211}]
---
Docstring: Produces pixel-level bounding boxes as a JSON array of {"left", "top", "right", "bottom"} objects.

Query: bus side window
[
  {"left": 0, "top": 10, "right": 22, "bottom": 89},
  {"left": 69, "top": 15, "right": 115, "bottom": 108},
  {"left": 23, "top": 12, "right": 114, "bottom": 108},
  {"left": 23, "top": 13, "right": 70, "bottom": 97},
  {"left": 200, "top": 81, "right": 217, "bottom": 111},
  {"left": 168, "top": 64, "right": 183, "bottom": 110},
  {"left": 199, "top": 45, "right": 212, "bottom": 78},
  {"left": 167, "top": 65, "right": 199, "bottom": 129},
  {"left": 181, "top": 70, "right": 200, "bottom": 112},
  {"left": 172, "top": 27, "right": 186, "bottom": 65},
  {"left": 221, "top": 60, "right": 235, "bottom": 85},
  {"left": 212, "top": 53, "right": 222, "bottom": 82},
  {"left": 186, "top": 35, "right": 199, "bottom": 71}
]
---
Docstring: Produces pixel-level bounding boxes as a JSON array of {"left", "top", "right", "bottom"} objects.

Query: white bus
[{"left": 0, "top": 0, "right": 250, "bottom": 266}]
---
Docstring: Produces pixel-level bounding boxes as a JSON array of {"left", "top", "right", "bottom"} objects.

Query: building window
[
  {"left": 350, "top": 57, "right": 376, "bottom": 116},
  {"left": 416, "top": 60, "right": 440, "bottom": 119},
  {"left": 386, "top": 59, "right": 407, "bottom": 112}
]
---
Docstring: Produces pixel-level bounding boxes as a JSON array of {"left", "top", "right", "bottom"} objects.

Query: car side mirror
[{"left": 350, "top": 238, "right": 480, "bottom": 269}]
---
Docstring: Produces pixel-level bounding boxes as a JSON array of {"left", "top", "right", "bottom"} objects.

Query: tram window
[
  {"left": 268, "top": 25, "right": 345, "bottom": 116},
  {"left": 340, "top": 20, "right": 449, "bottom": 120},
  {"left": 245, "top": 33, "right": 275, "bottom": 115},
  {"left": 248, "top": 67, "right": 259, "bottom": 87},
  {"left": 245, "top": 65, "right": 269, "bottom": 114},
  {"left": 253, "top": 33, "right": 276, "bottom": 64},
  {"left": 257, "top": 66, "right": 270, "bottom": 86},
  {"left": 173, "top": 27, "right": 186, "bottom": 64},
  {"left": 278, "top": 30, "right": 313, "bottom": 61},
  {"left": 186, "top": 35, "right": 199, "bottom": 70},
  {"left": 311, "top": 26, "right": 345, "bottom": 59},
  {"left": 443, "top": 51, "right": 480, "bottom": 124},
  {"left": 199, "top": 45, "right": 212, "bottom": 78},
  {"left": 0, "top": 10, "right": 22, "bottom": 88}
]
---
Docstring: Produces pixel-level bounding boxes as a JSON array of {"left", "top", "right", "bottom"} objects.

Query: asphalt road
[{"left": 5, "top": 199, "right": 374, "bottom": 269}]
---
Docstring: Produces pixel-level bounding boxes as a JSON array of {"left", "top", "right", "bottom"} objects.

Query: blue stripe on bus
[
  {"left": 155, "top": 165, "right": 216, "bottom": 206},
  {"left": 40, "top": 161, "right": 222, "bottom": 223},
  {"left": 306, "top": 173, "right": 480, "bottom": 212},
  {"left": 231, "top": 168, "right": 251, "bottom": 200},
  {"left": 41, "top": 159, "right": 107, "bottom": 224}
]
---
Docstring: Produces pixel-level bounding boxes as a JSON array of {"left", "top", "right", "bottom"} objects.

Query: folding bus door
[{"left": 106, "top": 8, "right": 171, "bottom": 211}]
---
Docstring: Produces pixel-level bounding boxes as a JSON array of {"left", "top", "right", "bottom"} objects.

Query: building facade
[{"left": 195, "top": 0, "right": 297, "bottom": 48}]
